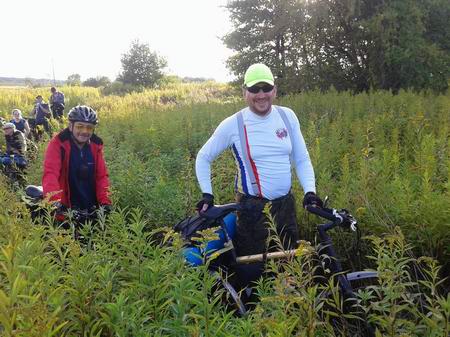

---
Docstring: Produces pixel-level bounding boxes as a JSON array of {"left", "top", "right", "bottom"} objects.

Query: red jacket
[{"left": 42, "top": 128, "right": 111, "bottom": 207}]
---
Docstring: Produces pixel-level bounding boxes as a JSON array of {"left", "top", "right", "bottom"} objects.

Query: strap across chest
[{"left": 236, "top": 107, "right": 294, "bottom": 196}]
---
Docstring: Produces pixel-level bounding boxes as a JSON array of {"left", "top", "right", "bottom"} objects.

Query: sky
[{"left": 0, "top": 0, "right": 235, "bottom": 83}]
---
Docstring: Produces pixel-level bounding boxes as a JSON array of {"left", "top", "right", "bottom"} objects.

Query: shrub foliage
[{"left": 0, "top": 85, "right": 448, "bottom": 336}]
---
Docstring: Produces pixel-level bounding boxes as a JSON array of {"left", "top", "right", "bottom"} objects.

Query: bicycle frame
[
  {"left": 316, "top": 221, "right": 358, "bottom": 297},
  {"left": 191, "top": 203, "right": 378, "bottom": 302}
]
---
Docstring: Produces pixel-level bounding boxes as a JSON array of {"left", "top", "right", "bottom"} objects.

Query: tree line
[
  {"left": 66, "top": 0, "right": 449, "bottom": 94},
  {"left": 223, "top": 0, "right": 450, "bottom": 94},
  {"left": 65, "top": 40, "right": 213, "bottom": 95}
]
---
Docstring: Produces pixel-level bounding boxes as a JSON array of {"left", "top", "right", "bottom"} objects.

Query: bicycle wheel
[
  {"left": 344, "top": 271, "right": 379, "bottom": 337},
  {"left": 347, "top": 271, "right": 379, "bottom": 290},
  {"left": 212, "top": 272, "right": 247, "bottom": 317}
]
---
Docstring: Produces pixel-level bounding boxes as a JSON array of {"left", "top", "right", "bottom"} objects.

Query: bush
[{"left": 101, "top": 81, "right": 144, "bottom": 96}]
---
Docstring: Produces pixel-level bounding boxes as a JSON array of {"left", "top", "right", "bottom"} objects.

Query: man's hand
[
  {"left": 302, "top": 192, "right": 324, "bottom": 209},
  {"left": 52, "top": 201, "right": 66, "bottom": 219},
  {"left": 196, "top": 193, "right": 214, "bottom": 213},
  {"left": 53, "top": 201, "right": 64, "bottom": 211},
  {"left": 100, "top": 204, "right": 113, "bottom": 215}
]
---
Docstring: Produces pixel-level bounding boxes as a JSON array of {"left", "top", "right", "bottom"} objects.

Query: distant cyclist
[
  {"left": 49, "top": 87, "right": 65, "bottom": 119},
  {"left": 10, "top": 109, "right": 30, "bottom": 138},
  {"left": 29, "top": 95, "right": 51, "bottom": 137},
  {"left": 1, "top": 122, "right": 27, "bottom": 169},
  {"left": 42, "top": 105, "right": 112, "bottom": 217}
]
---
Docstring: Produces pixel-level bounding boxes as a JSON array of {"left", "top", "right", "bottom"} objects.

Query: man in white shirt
[{"left": 195, "top": 63, "right": 323, "bottom": 287}]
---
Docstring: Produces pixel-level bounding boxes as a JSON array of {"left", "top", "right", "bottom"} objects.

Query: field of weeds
[{"left": 0, "top": 84, "right": 448, "bottom": 336}]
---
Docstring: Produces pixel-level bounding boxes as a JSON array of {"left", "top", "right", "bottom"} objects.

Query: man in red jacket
[{"left": 42, "top": 105, "right": 112, "bottom": 214}]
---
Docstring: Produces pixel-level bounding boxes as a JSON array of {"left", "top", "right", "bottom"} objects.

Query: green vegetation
[
  {"left": 118, "top": 39, "right": 167, "bottom": 88},
  {"left": 82, "top": 77, "right": 112, "bottom": 89},
  {"left": 224, "top": 0, "right": 450, "bottom": 93},
  {"left": 0, "top": 85, "right": 448, "bottom": 336}
]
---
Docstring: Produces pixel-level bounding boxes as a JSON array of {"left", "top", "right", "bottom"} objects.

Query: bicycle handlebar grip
[{"left": 305, "top": 205, "right": 338, "bottom": 222}]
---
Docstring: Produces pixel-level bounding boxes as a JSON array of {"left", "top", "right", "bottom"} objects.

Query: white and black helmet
[
  {"left": 2, "top": 122, "right": 16, "bottom": 130},
  {"left": 68, "top": 105, "right": 98, "bottom": 125}
]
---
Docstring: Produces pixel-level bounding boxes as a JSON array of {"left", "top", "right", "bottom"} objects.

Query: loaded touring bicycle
[{"left": 174, "top": 198, "right": 379, "bottom": 321}]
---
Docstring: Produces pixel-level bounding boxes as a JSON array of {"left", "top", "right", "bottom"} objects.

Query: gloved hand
[
  {"left": 53, "top": 201, "right": 66, "bottom": 214},
  {"left": 100, "top": 204, "right": 113, "bottom": 215},
  {"left": 302, "top": 192, "right": 324, "bottom": 209},
  {"left": 52, "top": 201, "right": 67, "bottom": 221},
  {"left": 196, "top": 193, "right": 214, "bottom": 213}
]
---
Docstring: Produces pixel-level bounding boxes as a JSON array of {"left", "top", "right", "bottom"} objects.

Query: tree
[
  {"left": 83, "top": 76, "right": 111, "bottom": 88},
  {"left": 118, "top": 40, "right": 167, "bottom": 87},
  {"left": 366, "top": 0, "right": 450, "bottom": 92},
  {"left": 223, "top": 0, "right": 450, "bottom": 93},
  {"left": 66, "top": 74, "right": 81, "bottom": 86},
  {"left": 223, "top": 0, "right": 308, "bottom": 93}
]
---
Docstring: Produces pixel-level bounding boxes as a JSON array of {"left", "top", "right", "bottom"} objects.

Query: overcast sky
[{"left": 0, "top": 0, "right": 235, "bottom": 82}]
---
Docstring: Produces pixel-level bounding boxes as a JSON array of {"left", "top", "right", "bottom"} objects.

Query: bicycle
[
  {"left": 0, "top": 154, "right": 28, "bottom": 187},
  {"left": 174, "top": 200, "right": 379, "bottom": 330},
  {"left": 23, "top": 185, "right": 109, "bottom": 243}
]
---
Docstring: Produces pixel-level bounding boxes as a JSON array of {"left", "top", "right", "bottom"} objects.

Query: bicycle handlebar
[
  {"left": 200, "top": 203, "right": 241, "bottom": 220},
  {"left": 305, "top": 205, "right": 338, "bottom": 221},
  {"left": 56, "top": 208, "right": 98, "bottom": 222},
  {"left": 200, "top": 202, "right": 357, "bottom": 231},
  {"left": 306, "top": 205, "right": 358, "bottom": 231}
]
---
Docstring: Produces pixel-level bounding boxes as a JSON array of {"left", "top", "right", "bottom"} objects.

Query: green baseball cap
[{"left": 244, "top": 63, "right": 274, "bottom": 87}]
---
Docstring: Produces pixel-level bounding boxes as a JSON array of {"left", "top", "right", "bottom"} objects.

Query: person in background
[
  {"left": 29, "top": 95, "right": 51, "bottom": 137},
  {"left": 10, "top": 109, "right": 30, "bottom": 138},
  {"left": 195, "top": 63, "right": 323, "bottom": 292},
  {"left": 49, "top": 87, "right": 65, "bottom": 119},
  {"left": 1, "top": 122, "right": 27, "bottom": 169}
]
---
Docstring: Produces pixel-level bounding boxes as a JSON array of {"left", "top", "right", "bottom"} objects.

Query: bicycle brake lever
[
  {"left": 350, "top": 219, "right": 357, "bottom": 232},
  {"left": 323, "top": 195, "right": 330, "bottom": 208},
  {"left": 345, "top": 212, "right": 358, "bottom": 231},
  {"left": 332, "top": 209, "right": 343, "bottom": 224}
]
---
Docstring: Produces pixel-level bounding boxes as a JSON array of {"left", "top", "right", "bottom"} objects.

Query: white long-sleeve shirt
[{"left": 195, "top": 105, "right": 316, "bottom": 200}]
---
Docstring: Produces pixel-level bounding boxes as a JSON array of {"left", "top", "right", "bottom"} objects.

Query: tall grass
[{"left": 0, "top": 85, "right": 448, "bottom": 335}]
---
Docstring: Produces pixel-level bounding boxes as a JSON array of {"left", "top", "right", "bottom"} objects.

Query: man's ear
[{"left": 68, "top": 122, "right": 73, "bottom": 132}]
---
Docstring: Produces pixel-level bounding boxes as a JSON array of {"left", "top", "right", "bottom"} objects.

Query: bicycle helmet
[
  {"left": 2, "top": 122, "right": 15, "bottom": 130},
  {"left": 68, "top": 105, "right": 98, "bottom": 125}
]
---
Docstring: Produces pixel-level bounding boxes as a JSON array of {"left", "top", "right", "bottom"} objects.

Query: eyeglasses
[
  {"left": 246, "top": 84, "right": 274, "bottom": 94},
  {"left": 74, "top": 123, "right": 95, "bottom": 132}
]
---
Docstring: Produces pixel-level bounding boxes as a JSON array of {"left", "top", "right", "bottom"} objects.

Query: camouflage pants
[{"left": 234, "top": 192, "right": 299, "bottom": 257}]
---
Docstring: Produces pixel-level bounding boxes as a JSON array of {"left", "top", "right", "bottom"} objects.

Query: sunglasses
[
  {"left": 246, "top": 84, "right": 274, "bottom": 94},
  {"left": 74, "top": 123, "right": 95, "bottom": 132}
]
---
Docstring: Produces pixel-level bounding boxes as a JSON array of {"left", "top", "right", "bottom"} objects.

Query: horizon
[{"left": 0, "top": 0, "right": 234, "bottom": 83}]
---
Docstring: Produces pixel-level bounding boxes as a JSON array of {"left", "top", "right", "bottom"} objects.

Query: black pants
[
  {"left": 32, "top": 119, "right": 51, "bottom": 136},
  {"left": 232, "top": 192, "right": 299, "bottom": 291},
  {"left": 234, "top": 192, "right": 299, "bottom": 256},
  {"left": 51, "top": 103, "right": 64, "bottom": 119}
]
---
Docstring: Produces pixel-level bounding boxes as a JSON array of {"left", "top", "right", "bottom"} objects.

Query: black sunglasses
[{"left": 246, "top": 84, "right": 274, "bottom": 94}]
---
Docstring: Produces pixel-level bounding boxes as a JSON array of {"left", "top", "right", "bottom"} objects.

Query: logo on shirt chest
[{"left": 276, "top": 128, "right": 288, "bottom": 139}]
